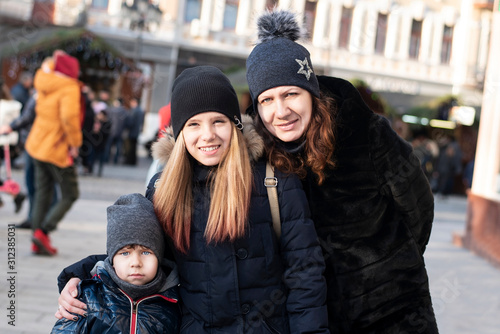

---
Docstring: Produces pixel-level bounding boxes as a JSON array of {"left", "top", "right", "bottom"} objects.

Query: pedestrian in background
[
  {"left": 10, "top": 71, "right": 33, "bottom": 111},
  {"left": 88, "top": 109, "right": 111, "bottom": 177},
  {"left": 51, "top": 193, "right": 180, "bottom": 334},
  {"left": 433, "top": 134, "right": 463, "bottom": 198},
  {"left": 144, "top": 102, "right": 171, "bottom": 184},
  {"left": 245, "top": 10, "right": 438, "bottom": 333},
  {"left": 26, "top": 51, "right": 82, "bottom": 256},
  {"left": 463, "top": 157, "right": 475, "bottom": 194},
  {"left": 9, "top": 71, "right": 34, "bottom": 164},
  {"left": 0, "top": 90, "right": 59, "bottom": 229},
  {"left": 79, "top": 86, "right": 96, "bottom": 175},
  {"left": 411, "top": 129, "right": 439, "bottom": 182},
  {"left": 0, "top": 77, "right": 25, "bottom": 212},
  {"left": 158, "top": 103, "right": 171, "bottom": 137},
  {"left": 124, "top": 97, "right": 144, "bottom": 166},
  {"left": 104, "top": 98, "right": 127, "bottom": 164},
  {"left": 92, "top": 90, "right": 110, "bottom": 115}
]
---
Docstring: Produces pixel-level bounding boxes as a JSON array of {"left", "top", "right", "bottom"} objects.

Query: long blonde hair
[{"left": 153, "top": 124, "right": 253, "bottom": 253}]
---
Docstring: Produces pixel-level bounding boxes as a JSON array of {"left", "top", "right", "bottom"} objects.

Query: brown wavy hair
[{"left": 255, "top": 94, "right": 337, "bottom": 184}]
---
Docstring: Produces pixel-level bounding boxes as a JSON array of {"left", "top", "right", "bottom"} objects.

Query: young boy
[{"left": 51, "top": 193, "right": 180, "bottom": 333}]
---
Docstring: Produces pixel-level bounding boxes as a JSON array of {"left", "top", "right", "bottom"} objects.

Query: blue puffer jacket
[
  {"left": 52, "top": 262, "right": 180, "bottom": 334},
  {"left": 145, "top": 116, "right": 329, "bottom": 334}
]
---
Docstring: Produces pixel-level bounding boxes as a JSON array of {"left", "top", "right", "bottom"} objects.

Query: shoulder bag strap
[{"left": 265, "top": 162, "right": 281, "bottom": 238}]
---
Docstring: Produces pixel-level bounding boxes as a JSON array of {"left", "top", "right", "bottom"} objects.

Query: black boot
[
  {"left": 15, "top": 219, "right": 31, "bottom": 229},
  {"left": 14, "top": 193, "right": 26, "bottom": 213}
]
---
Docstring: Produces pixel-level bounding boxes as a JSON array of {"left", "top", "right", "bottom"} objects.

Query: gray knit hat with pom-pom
[{"left": 246, "top": 10, "right": 320, "bottom": 110}]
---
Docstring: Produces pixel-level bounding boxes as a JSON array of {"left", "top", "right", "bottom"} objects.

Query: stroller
[{"left": 0, "top": 99, "right": 25, "bottom": 212}]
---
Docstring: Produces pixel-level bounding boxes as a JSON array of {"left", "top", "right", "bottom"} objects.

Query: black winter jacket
[
  {"left": 52, "top": 262, "right": 180, "bottom": 333},
  {"left": 144, "top": 116, "right": 328, "bottom": 333},
  {"left": 9, "top": 93, "right": 36, "bottom": 146},
  {"left": 302, "top": 76, "right": 438, "bottom": 334},
  {"left": 145, "top": 161, "right": 328, "bottom": 334}
]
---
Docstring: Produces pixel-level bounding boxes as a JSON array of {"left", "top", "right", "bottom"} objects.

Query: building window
[
  {"left": 303, "top": 0, "right": 317, "bottom": 40},
  {"left": 185, "top": 0, "right": 202, "bottom": 22},
  {"left": 91, "top": 0, "right": 108, "bottom": 9},
  {"left": 441, "top": 25, "right": 454, "bottom": 64},
  {"left": 374, "top": 13, "right": 388, "bottom": 55},
  {"left": 338, "top": 6, "right": 353, "bottom": 49},
  {"left": 409, "top": 19, "right": 422, "bottom": 59},
  {"left": 223, "top": 0, "right": 238, "bottom": 29}
]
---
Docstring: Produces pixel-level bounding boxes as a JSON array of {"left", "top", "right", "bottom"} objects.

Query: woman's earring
[{"left": 234, "top": 116, "right": 244, "bottom": 130}]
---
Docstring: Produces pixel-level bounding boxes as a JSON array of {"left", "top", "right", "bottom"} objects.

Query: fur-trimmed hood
[{"left": 151, "top": 114, "right": 264, "bottom": 166}]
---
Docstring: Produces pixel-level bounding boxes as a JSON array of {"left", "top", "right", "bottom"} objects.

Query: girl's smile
[{"left": 182, "top": 112, "right": 233, "bottom": 166}]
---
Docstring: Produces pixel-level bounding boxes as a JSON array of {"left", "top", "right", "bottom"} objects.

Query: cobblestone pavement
[
  {"left": 0, "top": 157, "right": 499, "bottom": 333},
  {"left": 426, "top": 195, "right": 500, "bottom": 334}
]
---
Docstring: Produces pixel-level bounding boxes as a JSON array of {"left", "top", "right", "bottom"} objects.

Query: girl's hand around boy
[{"left": 55, "top": 278, "right": 87, "bottom": 320}]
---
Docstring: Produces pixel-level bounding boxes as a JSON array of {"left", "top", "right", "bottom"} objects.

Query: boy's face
[{"left": 112, "top": 245, "right": 158, "bottom": 285}]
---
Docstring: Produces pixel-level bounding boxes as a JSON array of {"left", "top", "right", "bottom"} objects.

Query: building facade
[
  {"left": 87, "top": 0, "right": 495, "bottom": 115},
  {"left": 460, "top": 0, "right": 500, "bottom": 267},
  {"left": 1, "top": 0, "right": 493, "bottom": 114}
]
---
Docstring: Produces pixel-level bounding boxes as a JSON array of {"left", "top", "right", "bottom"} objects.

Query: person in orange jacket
[{"left": 25, "top": 51, "right": 83, "bottom": 256}]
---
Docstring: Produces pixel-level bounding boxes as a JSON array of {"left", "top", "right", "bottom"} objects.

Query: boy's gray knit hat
[
  {"left": 106, "top": 193, "right": 164, "bottom": 263},
  {"left": 246, "top": 10, "right": 320, "bottom": 112}
]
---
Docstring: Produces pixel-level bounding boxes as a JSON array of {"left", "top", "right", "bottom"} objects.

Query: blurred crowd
[
  {"left": 355, "top": 82, "right": 474, "bottom": 198},
  {"left": 0, "top": 52, "right": 145, "bottom": 245},
  {"left": 410, "top": 131, "right": 473, "bottom": 197},
  {"left": 1, "top": 70, "right": 146, "bottom": 176}
]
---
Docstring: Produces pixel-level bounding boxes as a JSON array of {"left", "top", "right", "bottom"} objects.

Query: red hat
[{"left": 54, "top": 52, "right": 80, "bottom": 79}]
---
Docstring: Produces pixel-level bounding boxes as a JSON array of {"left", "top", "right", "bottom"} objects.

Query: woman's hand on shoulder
[{"left": 55, "top": 277, "right": 86, "bottom": 320}]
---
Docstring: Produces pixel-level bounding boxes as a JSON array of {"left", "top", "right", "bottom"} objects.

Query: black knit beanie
[
  {"left": 106, "top": 193, "right": 164, "bottom": 264},
  {"left": 246, "top": 10, "right": 320, "bottom": 111},
  {"left": 171, "top": 65, "right": 242, "bottom": 139}
]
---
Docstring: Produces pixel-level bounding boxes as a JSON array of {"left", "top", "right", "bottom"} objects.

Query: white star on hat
[{"left": 295, "top": 58, "right": 313, "bottom": 80}]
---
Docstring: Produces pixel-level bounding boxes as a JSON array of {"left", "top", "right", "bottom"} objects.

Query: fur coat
[{"left": 302, "top": 76, "right": 438, "bottom": 334}]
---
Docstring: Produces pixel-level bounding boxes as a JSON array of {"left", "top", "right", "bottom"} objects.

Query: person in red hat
[{"left": 25, "top": 51, "right": 83, "bottom": 256}]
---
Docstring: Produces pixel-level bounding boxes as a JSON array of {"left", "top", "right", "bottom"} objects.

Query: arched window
[
  {"left": 303, "top": 0, "right": 317, "bottom": 40},
  {"left": 338, "top": 6, "right": 353, "bottom": 49},
  {"left": 223, "top": 0, "right": 239, "bottom": 29},
  {"left": 409, "top": 19, "right": 422, "bottom": 59},
  {"left": 441, "top": 25, "right": 453, "bottom": 64},
  {"left": 374, "top": 13, "right": 388, "bottom": 55}
]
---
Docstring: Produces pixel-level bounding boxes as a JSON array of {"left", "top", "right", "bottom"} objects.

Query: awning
[{"left": 1, "top": 27, "right": 138, "bottom": 87}]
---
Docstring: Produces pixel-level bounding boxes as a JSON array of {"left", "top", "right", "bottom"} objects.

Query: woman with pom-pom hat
[{"left": 246, "top": 9, "right": 438, "bottom": 334}]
